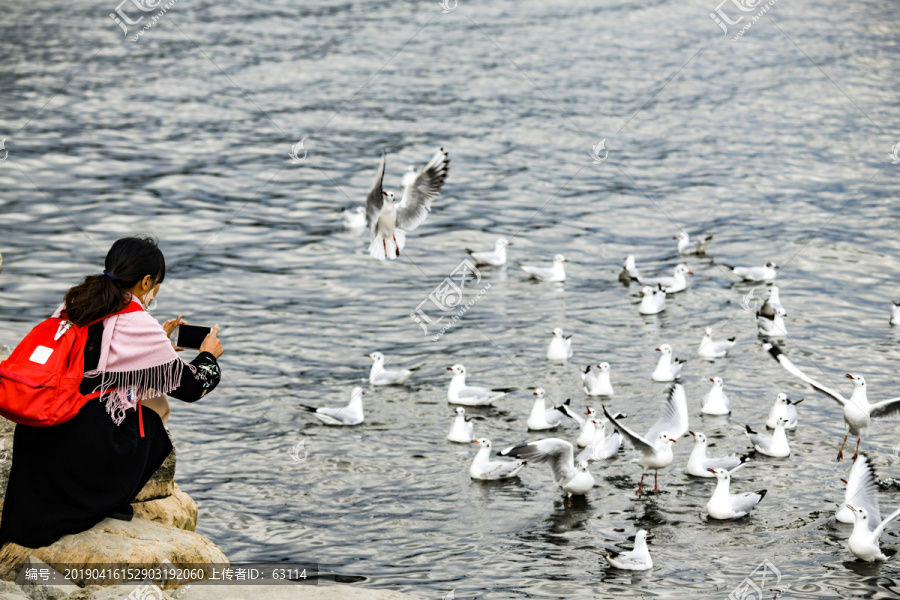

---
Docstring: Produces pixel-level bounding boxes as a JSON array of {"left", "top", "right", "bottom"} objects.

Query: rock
[
  {"left": 0, "top": 518, "right": 227, "bottom": 589},
  {"left": 0, "top": 416, "right": 13, "bottom": 524},
  {"left": 0, "top": 579, "right": 29, "bottom": 600},
  {"left": 133, "top": 483, "right": 198, "bottom": 531},
  {"left": 175, "top": 584, "right": 420, "bottom": 600},
  {"left": 14, "top": 556, "right": 79, "bottom": 600},
  {"left": 135, "top": 429, "right": 177, "bottom": 503}
]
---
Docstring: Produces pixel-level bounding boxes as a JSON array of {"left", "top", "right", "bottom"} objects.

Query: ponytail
[{"left": 64, "top": 235, "right": 166, "bottom": 326}]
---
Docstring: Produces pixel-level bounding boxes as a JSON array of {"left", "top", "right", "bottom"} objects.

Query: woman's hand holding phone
[
  {"left": 162, "top": 315, "right": 187, "bottom": 351},
  {"left": 200, "top": 324, "right": 224, "bottom": 359}
]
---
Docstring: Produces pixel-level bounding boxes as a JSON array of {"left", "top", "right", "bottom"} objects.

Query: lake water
[{"left": 2, "top": 0, "right": 900, "bottom": 598}]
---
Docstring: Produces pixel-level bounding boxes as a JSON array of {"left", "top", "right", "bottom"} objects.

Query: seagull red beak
[
  {"left": 848, "top": 505, "right": 857, "bottom": 512},
  {"left": 710, "top": 378, "right": 715, "bottom": 383},
  {"left": 846, "top": 374, "right": 854, "bottom": 380},
  {"left": 447, "top": 366, "right": 454, "bottom": 371},
  {"left": 655, "top": 347, "right": 661, "bottom": 351},
  {"left": 841, "top": 478, "right": 848, "bottom": 485},
  {"left": 689, "top": 431, "right": 696, "bottom": 436},
  {"left": 669, "top": 438, "right": 677, "bottom": 443},
  {"left": 708, "top": 468, "right": 716, "bottom": 474},
  {"left": 686, "top": 270, "right": 693, "bottom": 275}
]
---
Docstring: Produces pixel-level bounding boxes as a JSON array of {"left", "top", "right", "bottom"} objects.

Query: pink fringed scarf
[{"left": 53, "top": 297, "right": 196, "bottom": 425}]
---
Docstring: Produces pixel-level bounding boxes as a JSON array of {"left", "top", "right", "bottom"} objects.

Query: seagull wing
[
  {"left": 843, "top": 455, "right": 880, "bottom": 529},
  {"left": 558, "top": 403, "right": 585, "bottom": 427},
  {"left": 764, "top": 343, "right": 848, "bottom": 405},
  {"left": 364, "top": 153, "right": 386, "bottom": 232},
  {"left": 603, "top": 406, "right": 654, "bottom": 455},
  {"left": 646, "top": 382, "right": 688, "bottom": 441},
  {"left": 499, "top": 438, "right": 576, "bottom": 487},
  {"left": 396, "top": 148, "right": 449, "bottom": 230},
  {"left": 868, "top": 396, "right": 900, "bottom": 419},
  {"left": 873, "top": 506, "right": 900, "bottom": 539}
]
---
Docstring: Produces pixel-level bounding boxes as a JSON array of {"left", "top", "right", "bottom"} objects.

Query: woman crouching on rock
[{"left": 0, "top": 235, "right": 223, "bottom": 548}]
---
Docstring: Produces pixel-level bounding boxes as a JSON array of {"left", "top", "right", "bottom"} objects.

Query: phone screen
[{"left": 175, "top": 324, "right": 211, "bottom": 350}]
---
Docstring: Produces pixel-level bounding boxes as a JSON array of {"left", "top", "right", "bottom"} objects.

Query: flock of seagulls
[{"left": 325, "top": 155, "right": 900, "bottom": 568}]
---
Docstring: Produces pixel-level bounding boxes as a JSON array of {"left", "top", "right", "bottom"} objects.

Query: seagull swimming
[
  {"left": 547, "top": 327, "right": 573, "bottom": 361},
  {"left": 637, "top": 263, "right": 692, "bottom": 293},
  {"left": 467, "top": 238, "right": 510, "bottom": 267},
  {"left": 365, "top": 352, "right": 424, "bottom": 386},
  {"left": 675, "top": 232, "right": 713, "bottom": 256},
  {"left": 447, "top": 407, "right": 475, "bottom": 443},
  {"left": 745, "top": 419, "right": 790, "bottom": 457},
  {"left": 499, "top": 438, "right": 595, "bottom": 496},
  {"left": 582, "top": 363, "right": 614, "bottom": 397},
  {"left": 701, "top": 377, "right": 731, "bottom": 416},
  {"left": 620, "top": 255, "right": 640, "bottom": 283},
  {"left": 757, "top": 307, "right": 787, "bottom": 338},
  {"left": 836, "top": 454, "right": 878, "bottom": 525},
  {"left": 759, "top": 286, "right": 784, "bottom": 320},
  {"left": 697, "top": 327, "right": 736, "bottom": 360},
  {"left": 365, "top": 148, "right": 450, "bottom": 260},
  {"left": 299, "top": 386, "right": 365, "bottom": 426},
  {"left": 469, "top": 438, "right": 525, "bottom": 480},
  {"left": 446, "top": 364, "right": 516, "bottom": 406},
  {"left": 846, "top": 504, "right": 900, "bottom": 562},
  {"left": 604, "top": 530, "right": 652, "bottom": 571},
  {"left": 576, "top": 418, "right": 623, "bottom": 463},
  {"left": 341, "top": 206, "right": 366, "bottom": 230},
  {"left": 765, "top": 393, "right": 801, "bottom": 430},
  {"left": 651, "top": 344, "right": 684, "bottom": 382},
  {"left": 604, "top": 406, "right": 678, "bottom": 494},
  {"left": 564, "top": 406, "right": 597, "bottom": 447},
  {"left": 521, "top": 254, "right": 567, "bottom": 282},
  {"left": 766, "top": 343, "right": 900, "bottom": 461},
  {"left": 686, "top": 431, "right": 744, "bottom": 477},
  {"left": 725, "top": 261, "right": 778, "bottom": 282},
  {"left": 638, "top": 285, "right": 667, "bottom": 315},
  {"left": 527, "top": 389, "right": 572, "bottom": 431},
  {"left": 706, "top": 465, "right": 766, "bottom": 520}
]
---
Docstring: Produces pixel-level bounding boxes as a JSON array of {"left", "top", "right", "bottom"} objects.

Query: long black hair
[{"left": 64, "top": 235, "right": 166, "bottom": 326}]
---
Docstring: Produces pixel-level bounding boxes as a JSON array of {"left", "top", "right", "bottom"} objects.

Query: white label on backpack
[{"left": 29, "top": 346, "right": 53, "bottom": 365}]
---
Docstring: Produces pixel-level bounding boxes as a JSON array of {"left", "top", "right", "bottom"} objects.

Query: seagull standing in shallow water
[
  {"left": 365, "top": 148, "right": 450, "bottom": 260},
  {"left": 766, "top": 343, "right": 900, "bottom": 460}
]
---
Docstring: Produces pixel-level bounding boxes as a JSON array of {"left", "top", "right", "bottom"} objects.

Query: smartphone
[{"left": 174, "top": 324, "right": 212, "bottom": 350}]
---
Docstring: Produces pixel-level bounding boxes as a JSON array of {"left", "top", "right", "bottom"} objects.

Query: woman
[{"left": 0, "top": 236, "right": 223, "bottom": 548}]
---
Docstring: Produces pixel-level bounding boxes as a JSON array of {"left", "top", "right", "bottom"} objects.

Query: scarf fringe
[{"left": 85, "top": 358, "right": 197, "bottom": 425}]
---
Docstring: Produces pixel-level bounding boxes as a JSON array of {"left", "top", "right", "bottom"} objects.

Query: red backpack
[{"left": 0, "top": 303, "right": 144, "bottom": 428}]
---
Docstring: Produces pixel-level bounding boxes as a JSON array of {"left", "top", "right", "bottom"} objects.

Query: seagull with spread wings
[{"left": 364, "top": 148, "right": 450, "bottom": 260}]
